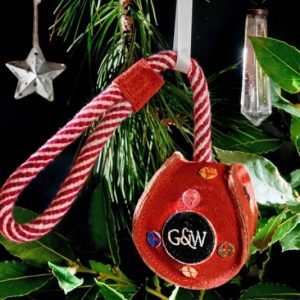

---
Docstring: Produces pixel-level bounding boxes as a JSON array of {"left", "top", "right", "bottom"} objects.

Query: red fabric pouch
[{"left": 132, "top": 54, "right": 258, "bottom": 289}]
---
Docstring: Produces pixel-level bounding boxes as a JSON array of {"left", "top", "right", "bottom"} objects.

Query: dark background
[{"left": 0, "top": 0, "right": 299, "bottom": 213}]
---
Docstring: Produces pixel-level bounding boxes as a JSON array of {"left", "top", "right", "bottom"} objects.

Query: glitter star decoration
[
  {"left": 6, "top": 47, "right": 66, "bottom": 101},
  {"left": 6, "top": 0, "right": 66, "bottom": 101}
]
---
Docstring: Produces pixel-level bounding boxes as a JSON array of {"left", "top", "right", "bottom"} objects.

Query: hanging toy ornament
[
  {"left": 241, "top": 0, "right": 271, "bottom": 126},
  {"left": 6, "top": 0, "right": 66, "bottom": 101},
  {"left": 0, "top": 0, "right": 258, "bottom": 291},
  {"left": 133, "top": 1, "right": 258, "bottom": 289},
  {"left": 0, "top": 52, "right": 258, "bottom": 289}
]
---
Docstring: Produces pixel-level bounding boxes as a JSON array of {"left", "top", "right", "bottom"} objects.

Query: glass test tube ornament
[{"left": 241, "top": 9, "right": 271, "bottom": 126}]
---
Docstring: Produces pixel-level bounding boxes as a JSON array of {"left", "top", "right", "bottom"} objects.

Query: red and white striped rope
[{"left": 0, "top": 51, "right": 211, "bottom": 242}]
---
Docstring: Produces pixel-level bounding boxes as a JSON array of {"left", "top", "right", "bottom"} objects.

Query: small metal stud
[
  {"left": 217, "top": 242, "right": 235, "bottom": 258},
  {"left": 182, "top": 189, "right": 201, "bottom": 209},
  {"left": 146, "top": 231, "right": 161, "bottom": 248},
  {"left": 181, "top": 266, "right": 198, "bottom": 278},
  {"left": 199, "top": 167, "right": 218, "bottom": 180}
]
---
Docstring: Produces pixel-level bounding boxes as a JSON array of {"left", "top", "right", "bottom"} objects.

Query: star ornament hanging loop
[{"left": 5, "top": 0, "right": 66, "bottom": 101}]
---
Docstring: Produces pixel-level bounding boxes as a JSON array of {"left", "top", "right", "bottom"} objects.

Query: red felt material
[
  {"left": 114, "top": 58, "right": 164, "bottom": 111},
  {"left": 132, "top": 152, "right": 258, "bottom": 289}
]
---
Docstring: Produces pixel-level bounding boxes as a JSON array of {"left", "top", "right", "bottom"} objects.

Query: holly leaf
[
  {"left": 250, "top": 37, "right": 300, "bottom": 94},
  {"left": 215, "top": 149, "right": 294, "bottom": 204},
  {"left": 0, "top": 207, "right": 74, "bottom": 266},
  {"left": 48, "top": 262, "right": 83, "bottom": 294},
  {"left": 280, "top": 224, "right": 300, "bottom": 251},
  {"left": 95, "top": 280, "right": 128, "bottom": 300},
  {"left": 0, "top": 261, "right": 51, "bottom": 299},
  {"left": 290, "top": 169, "right": 300, "bottom": 189},
  {"left": 240, "top": 282, "right": 300, "bottom": 299},
  {"left": 252, "top": 211, "right": 286, "bottom": 252}
]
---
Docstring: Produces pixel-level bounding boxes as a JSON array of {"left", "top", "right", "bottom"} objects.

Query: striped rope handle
[{"left": 0, "top": 51, "right": 211, "bottom": 243}]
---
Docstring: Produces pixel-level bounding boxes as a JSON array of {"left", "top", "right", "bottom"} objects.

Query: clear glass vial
[{"left": 241, "top": 9, "right": 271, "bottom": 126}]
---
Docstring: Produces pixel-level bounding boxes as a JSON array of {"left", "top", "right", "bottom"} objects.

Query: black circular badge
[{"left": 162, "top": 212, "right": 215, "bottom": 264}]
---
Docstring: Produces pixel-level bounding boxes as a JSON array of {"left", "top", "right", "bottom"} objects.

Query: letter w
[{"left": 191, "top": 231, "right": 207, "bottom": 247}]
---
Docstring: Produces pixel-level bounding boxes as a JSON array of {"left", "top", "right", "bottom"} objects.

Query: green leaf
[
  {"left": 66, "top": 286, "right": 100, "bottom": 300},
  {"left": 290, "top": 169, "right": 300, "bottom": 188},
  {"left": 271, "top": 211, "right": 300, "bottom": 244},
  {"left": 89, "top": 186, "right": 110, "bottom": 251},
  {"left": 48, "top": 262, "right": 83, "bottom": 295},
  {"left": 250, "top": 37, "right": 300, "bottom": 94},
  {"left": 95, "top": 280, "right": 128, "bottom": 300},
  {"left": 0, "top": 261, "right": 51, "bottom": 299},
  {"left": 280, "top": 224, "right": 300, "bottom": 251},
  {"left": 240, "top": 282, "right": 300, "bottom": 299},
  {"left": 202, "top": 290, "right": 223, "bottom": 300},
  {"left": 252, "top": 211, "right": 286, "bottom": 252},
  {"left": 272, "top": 83, "right": 300, "bottom": 118},
  {"left": 100, "top": 179, "right": 121, "bottom": 266},
  {"left": 0, "top": 207, "right": 75, "bottom": 266},
  {"left": 213, "top": 114, "right": 282, "bottom": 154},
  {"left": 287, "top": 201, "right": 300, "bottom": 213},
  {"left": 295, "top": 136, "right": 300, "bottom": 156},
  {"left": 290, "top": 169, "right": 300, "bottom": 189},
  {"left": 215, "top": 149, "right": 294, "bottom": 204},
  {"left": 88, "top": 260, "right": 114, "bottom": 276},
  {"left": 290, "top": 117, "right": 300, "bottom": 143},
  {"left": 169, "top": 286, "right": 194, "bottom": 300}
]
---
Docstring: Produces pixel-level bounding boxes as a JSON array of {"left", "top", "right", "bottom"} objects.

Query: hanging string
[{"left": 33, "top": 0, "right": 41, "bottom": 49}]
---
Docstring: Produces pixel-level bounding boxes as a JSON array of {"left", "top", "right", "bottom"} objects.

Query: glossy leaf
[
  {"left": 0, "top": 207, "right": 74, "bottom": 266},
  {"left": 290, "top": 169, "right": 300, "bottom": 189},
  {"left": 273, "top": 95, "right": 300, "bottom": 118},
  {"left": 290, "top": 117, "right": 300, "bottom": 143},
  {"left": 271, "top": 212, "right": 300, "bottom": 244},
  {"left": 280, "top": 224, "right": 300, "bottom": 251},
  {"left": 250, "top": 37, "right": 300, "bottom": 93},
  {"left": 252, "top": 211, "right": 286, "bottom": 252},
  {"left": 95, "top": 280, "right": 128, "bottom": 300},
  {"left": 295, "top": 136, "right": 300, "bottom": 156},
  {"left": 215, "top": 149, "right": 294, "bottom": 204},
  {"left": 0, "top": 261, "right": 51, "bottom": 299},
  {"left": 48, "top": 262, "right": 83, "bottom": 294},
  {"left": 240, "top": 282, "right": 300, "bottom": 299}
]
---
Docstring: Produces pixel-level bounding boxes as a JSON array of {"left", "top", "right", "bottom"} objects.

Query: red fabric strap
[{"left": 114, "top": 59, "right": 164, "bottom": 111}]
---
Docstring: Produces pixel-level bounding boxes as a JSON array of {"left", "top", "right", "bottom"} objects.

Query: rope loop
[{"left": 0, "top": 51, "right": 211, "bottom": 242}]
